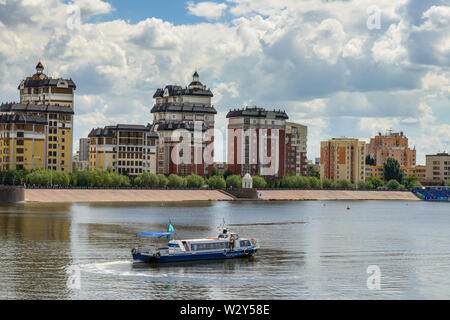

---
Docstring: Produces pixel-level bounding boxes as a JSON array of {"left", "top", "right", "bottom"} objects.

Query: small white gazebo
[{"left": 242, "top": 173, "right": 253, "bottom": 189}]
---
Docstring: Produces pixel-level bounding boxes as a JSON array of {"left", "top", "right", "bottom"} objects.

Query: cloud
[
  {"left": 187, "top": 1, "right": 227, "bottom": 20},
  {"left": 0, "top": 0, "right": 448, "bottom": 165}
]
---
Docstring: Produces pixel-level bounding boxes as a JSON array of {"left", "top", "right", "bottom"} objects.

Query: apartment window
[{"left": 16, "top": 148, "right": 24, "bottom": 154}]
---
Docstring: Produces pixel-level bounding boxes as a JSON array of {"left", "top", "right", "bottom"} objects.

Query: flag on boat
[{"left": 167, "top": 221, "right": 174, "bottom": 238}]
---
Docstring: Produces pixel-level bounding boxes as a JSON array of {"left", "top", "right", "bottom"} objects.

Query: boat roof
[{"left": 138, "top": 232, "right": 173, "bottom": 238}]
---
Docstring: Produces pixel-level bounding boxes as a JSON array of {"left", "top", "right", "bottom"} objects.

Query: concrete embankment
[
  {"left": 22, "top": 188, "right": 421, "bottom": 203},
  {"left": 24, "top": 189, "right": 234, "bottom": 203},
  {"left": 257, "top": 189, "right": 420, "bottom": 201},
  {"left": 0, "top": 186, "right": 25, "bottom": 203}
]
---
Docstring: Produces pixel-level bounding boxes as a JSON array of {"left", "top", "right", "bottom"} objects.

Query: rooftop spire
[{"left": 36, "top": 61, "right": 44, "bottom": 74}]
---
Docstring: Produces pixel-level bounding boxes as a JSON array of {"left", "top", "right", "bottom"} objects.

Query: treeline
[{"left": 2, "top": 166, "right": 445, "bottom": 190}]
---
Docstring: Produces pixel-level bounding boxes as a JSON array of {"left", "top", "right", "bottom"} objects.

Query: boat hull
[{"left": 133, "top": 247, "right": 258, "bottom": 263}]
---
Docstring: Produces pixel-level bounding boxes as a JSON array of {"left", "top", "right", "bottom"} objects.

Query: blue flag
[{"left": 167, "top": 221, "right": 174, "bottom": 239}]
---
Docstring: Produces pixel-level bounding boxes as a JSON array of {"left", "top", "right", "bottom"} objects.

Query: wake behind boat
[{"left": 131, "top": 221, "right": 259, "bottom": 263}]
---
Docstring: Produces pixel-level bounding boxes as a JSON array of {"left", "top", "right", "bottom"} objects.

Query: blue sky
[{"left": 0, "top": 0, "right": 449, "bottom": 164}]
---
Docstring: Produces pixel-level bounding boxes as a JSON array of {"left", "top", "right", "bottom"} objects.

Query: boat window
[{"left": 240, "top": 240, "right": 250, "bottom": 247}]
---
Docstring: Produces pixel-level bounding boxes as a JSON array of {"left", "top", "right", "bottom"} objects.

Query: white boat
[{"left": 131, "top": 221, "right": 259, "bottom": 263}]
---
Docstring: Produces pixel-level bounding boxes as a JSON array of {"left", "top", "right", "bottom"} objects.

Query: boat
[{"left": 131, "top": 221, "right": 259, "bottom": 263}]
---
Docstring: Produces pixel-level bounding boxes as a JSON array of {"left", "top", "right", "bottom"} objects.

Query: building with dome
[
  {"left": 151, "top": 71, "right": 217, "bottom": 177},
  {"left": 0, "top": 62, "right": 76, "bottom": 172}
]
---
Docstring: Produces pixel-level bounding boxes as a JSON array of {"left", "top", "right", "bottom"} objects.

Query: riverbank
[
  {"left": 258, "top": 189, "right": 420, "bottom": 201},
  {"left": 24, "top": 189, "right": 234, "bottom": 203},
  {"left": 22, "top": 188, "right": 420, "bottom": 203}
]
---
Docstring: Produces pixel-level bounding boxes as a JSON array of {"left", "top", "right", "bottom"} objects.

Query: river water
[{"left": 0, "top": 200, "right": 449, "bottom": 300}]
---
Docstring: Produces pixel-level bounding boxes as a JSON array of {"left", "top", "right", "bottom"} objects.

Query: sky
[{"left": 0, "top": 0, "right": 449, "bottom": 165}]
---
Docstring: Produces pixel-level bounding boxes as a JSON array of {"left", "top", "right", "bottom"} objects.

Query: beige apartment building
[
  {"left": 425, "top": 152, "right": 450, "bottom": 183},
  {"left": 320, "top": 138, "right": 366, "bottom": 185},
  {"left": 286, "top": 122, "right": 308, "bottom": 176},
  {"left": 88, "top": 124, "right": 158, "bottom": 177},
  {"left": 367, "top": 130, "right": 416, "bottom": 167}
]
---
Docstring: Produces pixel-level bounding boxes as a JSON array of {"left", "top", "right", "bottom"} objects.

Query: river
[{"left": 0, "top": 200, "right": 449, "bottom": 299}]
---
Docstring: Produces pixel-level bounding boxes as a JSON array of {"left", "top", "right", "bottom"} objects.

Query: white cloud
[{"left": 187, "top": 1, "right": 227, "bottom": 20}]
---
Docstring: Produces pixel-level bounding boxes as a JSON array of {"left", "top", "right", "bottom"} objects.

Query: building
[
  {"left": 367, "top": 130, "right": 416, "bottom": 167},
  {"left": 365, "top": 165, "right": 426, "bottom": 182},
  {"left": 151, "top": 72, "right": 217, "bottom": 177},
  {"left": 0, "top": 62, "right": 76, "bottom": 171},
  {"left": 226, "top": 106, "right": 294, "bottom": 178},
  {"left": 88, "top": 124, "right": 158, "bottom": 176},
  {"left": 320, "top": 138, "right": 366, "bottom": 185},
  {"left": 425, "top": 152, "right": 450, "bottom": 183},
  {"left": 286, "top": 122, "right": 308, "bottom": 176},
  {"left": 79, "top": 138, "right": 90, "bottom": 161},
  {"left": 72, "top": 151, "right": 89, "bottom": 171}
]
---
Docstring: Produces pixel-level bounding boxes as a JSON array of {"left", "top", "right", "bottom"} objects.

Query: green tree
[
  {"left": 157, "top": 174, "right": 168, "bottom": 187},
  {"left": 308, "top": 176, "right": 322, "bottom": 189},
  {"left": 167, "top": 174, "right": 186, "bottom": 187},
  {"left": 384, "top": 158, "right": 404, "bottom": 183},
  {"left": 386, "top": 179, "right": 404, "bottom": 190},
  {"left": 336, "top": 179, "right": 353, "bottom": 189},
  {"left": 134, "top": 172, "right": 159, "bottom": 187},
  {"left": 322, "top": 178, "right": 335, "bottom": 189},
  {"left": 444, "top": 180, "right": 450, "bottom": 187},
  {"left": 366, "top": 176, "right": 384, "bottom": 189},
  {"left": 210, "top": 166, "right": 219, "bottom": 177},
  {"left": 403, "top": 176, "right": 422, "bottom": 190},
  {"left": 223, "top": 169, "right": 233, "bottom": 180},
  {"left": 226, "top": 175, "right": 242, "bottom": 188},
  {"left": 185, "top": 174, "right": 205, "bottom": 188},
  {"left": 252, "top": 176, "right": 267, "bottom": 188},
  {"left": 309, "top": 168, "right": 320, "bottom": 179},
  {"left": 207, "top": 175, "right": 226, "bottom": 189}
]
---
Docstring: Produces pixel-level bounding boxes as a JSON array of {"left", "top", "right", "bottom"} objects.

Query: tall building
[
  {"left": 367, "top": 130, "right": 416, "bottom": 167},
  {"left": 0, "top": 62, "right": 76, "bottom": 171},
  {"left": 286, "top": 122, "right": 308, "bottom": 176},
  {"left": 88, "top": 124, "right": 158, "bottom": 176},
  {"left": 151, "top": 72, "right": 217, "bottom": 177},
  {"left": 226, "top": 107, "right": 295, "bottom": 178},
  {"left": 425, "top": 152, "right": 450, "bottom": 183},
  {"left": 79, "top": 138, "right": 90, "bottom": 161},
  {"left": 320, "top": 138, "right": 366, "bottom": 184},
  {"left": 365, "top": 165, "right": 426, "bottom": 182}
]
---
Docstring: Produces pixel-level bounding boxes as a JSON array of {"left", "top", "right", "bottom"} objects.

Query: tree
[
  {"left": 336, "top": 179, "right": 353, "bottom": 189},
  {"left": 157, "top": 174, "right": 168, "bottom": 187},
  {"left": 366, "top": 176, "right": 384, "bottom": 189},
  {"left": 223, "top": 169, "right": 233, "bottom": 180},
  {"left": 365, "top": 154, "right": 376, "bottom": 166},
  {"left": 384, "top": 158, "right": 403, "bottom": 183},
  {"left": 226, "top": 175, "right": 242, "bottom": 188},
  {"left": 167, "top": 174, "right": 186, "bottom": 187},
  {"left": 444, "top": 180, "right": 450, "bottom": 187},
  {"left": 210, "top": 166, "right": 219, "bottom": 177},
  {"left": 386, "top": 179, "right": 404, "bottom": 190},
  {"left": 134, "top": 172, "right": 159, "bottom": 187},
  {"left": 403, "top": 176, "right": 422, "bottom": 190},
  {"left": 207, "top": 175, "right": 226, "bottom": 189},
  {"left": 309, "top": 168, "right": 320, "bottom": 179},
  {"left": 322, "top": 178, "right": 335, "bottom": 189},
  {"left": 185, "top": 174, "right": 205, "bottom": 188},
  {"left": 252, "top": 176, "right": 267, "bottom": 188}
]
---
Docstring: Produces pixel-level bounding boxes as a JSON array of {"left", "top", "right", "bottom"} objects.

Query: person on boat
[{"left": 229, "top": 235, "right": 235, "bottom": 251}]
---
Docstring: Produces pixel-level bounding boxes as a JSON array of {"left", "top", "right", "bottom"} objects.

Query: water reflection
[{"left": 0, "top": 201, "right": 450, "bottom": 299}]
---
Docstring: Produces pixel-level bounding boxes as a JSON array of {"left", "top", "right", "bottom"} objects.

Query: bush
[
  {"left": 185, "top": 174, "right": 205, "bottom": 188},
  {"left": 207, "top": 175, "right": 226, "bottom": 189},
  {"left": 226, "top": 175, "right": 242, "bottom": 188},
  {"left": 322, "top": 178, "right": 335, "bottom": 189},
  {"left": 386, "top": 179, "right": 404, "bottom": 190},
  {"left": 134, "top": 172, "right": 159, "bottom": 187},
  {"left": 252, "top": 176, "right": 267, "bottom": 188},
  {"left": 366, "top": 176, "right": 383, "bottom": 188},
  {"left": 157, "top": 174, "right": 168, "bottom": 187},
  {"left": 358, "top": 180, "right": 375, "bottom": 189},
  {"left": 308, "top": 177, "right": 322, "bottom": 189},
  {"left": 167, "top": 174, "right": 186, "bottom": 188},
  {"left": 336, "top": 179, "right": 353, "bottom": 189}
]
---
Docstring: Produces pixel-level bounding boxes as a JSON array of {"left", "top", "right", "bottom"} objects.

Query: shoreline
[{"left": 22, "top": 188, "right": 421, "bottom": 203}]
